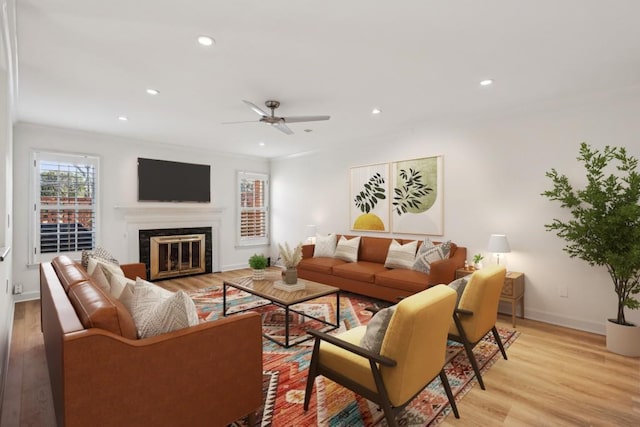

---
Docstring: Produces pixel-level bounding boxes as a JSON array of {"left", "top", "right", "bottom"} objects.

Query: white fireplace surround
[{"left": 115, "top": 205, "right": 224, "bottom": 273}]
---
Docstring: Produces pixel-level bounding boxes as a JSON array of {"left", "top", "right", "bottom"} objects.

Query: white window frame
[
  {"left": 236, "top": 171, "right": 269, "bottom": 247},
  {"left": 29, "top": 151, "right": 100, "bottom": 264}
]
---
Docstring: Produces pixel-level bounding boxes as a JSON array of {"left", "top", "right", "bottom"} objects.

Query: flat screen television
[{"left": 137, "top": 158, "right": 211, "bottom": 202}]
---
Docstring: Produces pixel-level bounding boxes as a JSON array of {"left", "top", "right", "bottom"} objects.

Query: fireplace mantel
[
  {"left": 114, "top": 205, "right": 225, "bottom": 222},
  {"left": 116, "top": 205, "right": 224, "bottom": 272}
]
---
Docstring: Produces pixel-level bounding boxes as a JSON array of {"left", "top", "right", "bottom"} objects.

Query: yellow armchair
[
  {"left": 449, "top": 265, "right": 508, "bottom": 390},
  {"left": 303, "top": 285, "right": 459, "bottom": 427}
]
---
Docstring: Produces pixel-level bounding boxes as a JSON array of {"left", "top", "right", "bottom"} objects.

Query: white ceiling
[{"left": 15, "top": 0, "right": 640, "bottom": 158}]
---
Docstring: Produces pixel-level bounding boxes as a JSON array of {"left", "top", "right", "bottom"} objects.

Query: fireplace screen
[{"left": 150, "top": 234, "right": 206, "bottom": 280}]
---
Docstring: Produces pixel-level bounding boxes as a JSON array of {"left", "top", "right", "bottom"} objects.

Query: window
[
  {"left": 30, "top": 151, "right": 99, "bottom": 263},
  {"left": 237, "top": 171, "right": 269, "bottom": 246}
]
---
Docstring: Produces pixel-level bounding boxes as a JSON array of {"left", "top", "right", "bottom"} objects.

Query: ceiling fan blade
[
  {"left": 242, "top": 100, "right": 268, "bottom": 117},
  {"left": 221, "top": 120, "right": 258, "bottom": 124},
  {"left": 272, "top": 121, "right": 294, "bottom": 135},
  {"left": 282, "top": 115, "right": 330, "bottom": 123}
]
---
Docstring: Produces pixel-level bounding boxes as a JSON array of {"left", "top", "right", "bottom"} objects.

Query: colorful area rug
[{"left": 187, "top": 286, "right": 520, "bottom": 426}]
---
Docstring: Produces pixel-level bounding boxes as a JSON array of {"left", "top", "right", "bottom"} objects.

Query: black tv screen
[{"left": 137, "top": 158, "right": 211, "bottom": 202}]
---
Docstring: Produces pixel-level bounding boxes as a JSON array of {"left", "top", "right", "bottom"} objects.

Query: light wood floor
[{"left": 2, "top": 269, "right": 639, "bottom": 426}]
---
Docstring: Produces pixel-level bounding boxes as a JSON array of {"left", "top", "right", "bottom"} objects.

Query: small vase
[
  {"left": 252, "top": 269, "right": 265, "bottom": 281},
  {"left": 284, "top": 267, "right": 298, "bottom": 284},
  {"left": 474, "top": 261, "right": 483, "bottom": 270}
]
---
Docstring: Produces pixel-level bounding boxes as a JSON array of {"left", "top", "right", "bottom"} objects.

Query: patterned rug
[{"left": 187, "top": 286, "right": 520, "bottom": 426}]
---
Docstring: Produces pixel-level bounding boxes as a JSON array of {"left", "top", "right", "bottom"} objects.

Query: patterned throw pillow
[
  {"left": 314, "top": 233, "right": 338, "bottom": 258},
  {"left": 448, "top": 276, "right": 469, "bottom": 308},
  {"left": 334, "top": 236, "right": 361, "bottom": 262},
  {"left": 138, "top": 291, "right": 199, "bottom": 339},
  {"left": 127, "top": 278, "right": 198, "bottom": 338},
  {"left": 360, "top": 306, "right": 396, "bottom": 354},
  {"left": 412, "top": 238, "right": 452, "bottom": 274},
  {"left": 384, "top": 239, "right": 418, "bottom": 269},
  {"left": 109, "top": 274, "right": 135, "bottom": 299},
  {"left": 82, "top": 246, "right": 119, "bottom": 269}
]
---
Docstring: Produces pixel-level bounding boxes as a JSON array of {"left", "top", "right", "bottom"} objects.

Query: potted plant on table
[
  {"left": 472, "top": 253, "right": 484, "bottom": 269},
  {"left": 278, "top": 242, "right": 303, "bottom": 284},
  {"left": 542, "top": 143, "right": 640, "bottom": 356},
  {"left": 248, "top": 253, "right": 268, "bottom": 281}
]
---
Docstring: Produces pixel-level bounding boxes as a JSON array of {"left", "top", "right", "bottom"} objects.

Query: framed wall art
[
  {"left": 390, "top": 155, "right": 443, "bottom": 235},
  {"left": 349, "top": 163, "right": 390, "bottom": 232}
]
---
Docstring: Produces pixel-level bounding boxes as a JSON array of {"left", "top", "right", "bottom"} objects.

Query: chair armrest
[
  {"left": 307, "top": 328, "right": 396, "bottom": 367},
  {"left": 120, "top": 263, "right": 147, "bottom": 280},
  {"left": 455, "top": 308, "right": 474, "bottom": 316},
  {"left": 428, "top": 246, "right": 466, "bottom": 285}
]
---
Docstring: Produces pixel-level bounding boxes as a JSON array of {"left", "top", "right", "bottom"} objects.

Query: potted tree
[
  {"left": 248, "top": 253, "right": 268, "bottom": 281},
  {"left": 542, "top": 143, "right": 640, "bottom": 356}
]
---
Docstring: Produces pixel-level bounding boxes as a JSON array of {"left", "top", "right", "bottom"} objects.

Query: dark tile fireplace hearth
[{"left": 139, "top": 227, "right": 212, "bottom": 281}]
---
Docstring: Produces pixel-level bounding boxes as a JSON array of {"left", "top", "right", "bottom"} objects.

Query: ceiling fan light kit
[{"left": 225, "top": 100, "right": 330, "bottom": 135}]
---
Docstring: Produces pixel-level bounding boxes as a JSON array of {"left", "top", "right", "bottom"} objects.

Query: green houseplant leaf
[{"left": 542, "top": 143, "right": 640, "bottom": 325}]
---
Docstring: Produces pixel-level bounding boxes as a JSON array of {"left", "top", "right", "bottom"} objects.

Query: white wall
[
  {"left": 12, "top": 123, "right": 270, "bottom": 300},
  {"left": 0, "top": 0, "right": 16, "bottom": 407},
  {"left": 271, "top": 89, "right": 640, "bottom": 335}
]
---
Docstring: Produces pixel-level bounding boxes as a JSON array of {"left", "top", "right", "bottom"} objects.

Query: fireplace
[{"left": 139, "top": 227, "right": 212, "bottom": 281}]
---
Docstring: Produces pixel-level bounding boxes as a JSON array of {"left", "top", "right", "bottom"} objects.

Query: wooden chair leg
[
  {"left": 304, "top": 338, "right": 321, "bottom": 410},
  {"left": 462, "top": 339, "right": 485, "bottom": 390},
  {"left": 492, "top": 326, "right": 508, "bottom": 360},
  {"left": 439, "top": 370, "right": 459, "bottom": 418}
]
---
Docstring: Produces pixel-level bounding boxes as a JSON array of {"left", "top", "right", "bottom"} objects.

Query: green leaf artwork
[
  {"left": 392, "top": 168, "right": 433, "bottom": 216},
  {"left": 354, "top": 172, "right": 386, "bottom": 213}
]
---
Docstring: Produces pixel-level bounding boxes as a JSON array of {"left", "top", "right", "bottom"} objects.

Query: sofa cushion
[
  {"left": 314, "top": 233, "right": 337, "bottom": 258},
  {"left": 298, "top": 257, "right": 346, "bottom": 274},
  {"left": 68, "top": 281, "right": 137, "bottom": 339},
  {"left": 52, "top": 256, "right": 92, "bottom": 292},
  {"left": 375, "top": 268, "right": 430, "bottom": 293},
  {"left": 90, "top": 265, "right": 111, "bottom": 294},
  {"left": 334, "top": 236, "right": 361, "bottom": 262},
  {"left": 332, "top": 261, "right": 388, "bottom": 283},
  {"left": 359, "top": 236, "right": 393, "bottom": 264},
  {"left": 384, "top": 239, "right": 418, "bottom": 270}
]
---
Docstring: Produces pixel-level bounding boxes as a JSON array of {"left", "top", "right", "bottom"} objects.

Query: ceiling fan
[{"left": 224, "top": 100, "right": 330, "bottom": 135}]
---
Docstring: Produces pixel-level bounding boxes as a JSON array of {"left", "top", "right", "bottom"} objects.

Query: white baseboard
[
  {"left": 12, "top": 291, "right": 40, "bottom": 303},
  {"left": 524, "top": 307, "right": 605, "bottom": 335}
]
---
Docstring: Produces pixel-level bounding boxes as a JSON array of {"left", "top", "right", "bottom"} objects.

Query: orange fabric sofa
[
  {"left": 298, "top": 235, "right": 466, "bottom": 302},
  {"left": 40, "top": 255, "right": 262, "bottom": 427}
]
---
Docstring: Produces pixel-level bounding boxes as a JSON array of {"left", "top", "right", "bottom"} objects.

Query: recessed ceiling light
[
  {"left": 146, "top": 89, "right": 159, "bottom": 95},
  {"left": 480, "top": 79, "right": 494, "bottom": 86},
  {"left": 117, "top": 116, "right": 128, "bottom": 121},
  {"left": 372, "top": 108, "right": 382, "bottom": 115},
  {"left": 197, "top": 35, "right": 215, "bottom": 46},
  {"left": 304, "top": 129, "right": 313, "bottom": 133},
  {"left": 258, "top": 141, "right": 265, "bottom": 146}
]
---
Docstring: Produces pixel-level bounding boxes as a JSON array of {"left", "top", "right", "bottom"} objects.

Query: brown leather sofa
[
  {"left": 40, "top": 255, "right": 262, "bottom": 427},
  {"left": 298, "top": 235, "right": 466, "bottom": 302}
]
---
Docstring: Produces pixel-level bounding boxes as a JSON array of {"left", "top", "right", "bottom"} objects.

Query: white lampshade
[
  {"left": 305, "top": 225, "right": 317, "bottom": 243},
  {"left": 487, "top": 234, "right": 511, "bottom": 254}
]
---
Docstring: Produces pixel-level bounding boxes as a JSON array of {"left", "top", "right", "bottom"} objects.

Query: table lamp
[
  {"left": 487, "top": 234, "right": 511, "bottom": 266},
  {"left": 305, "top": 225, "right": 317, "bottom": 244}
]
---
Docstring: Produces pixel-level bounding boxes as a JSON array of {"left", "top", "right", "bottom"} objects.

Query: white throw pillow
[
  {"left": 137, "top": 291, "right": 199, "bottom": 339},
  {"left": 126, "top": 278, "right": 198, "bottom": 338},
  {"left": 334, "top": 236, "right": 361, "bottom": 262},
  {"left": 87, "top": 257, "right": 125, "bottom": 279},
  {"left": 384, "top": 239, "right": 418, "bottom": 269},
  {"left": 412, "top": 238, "right": 451, "bottom": 274},
  {"left": 314, "top": 233, "right": 337, "bottom": 258},
  {"left": 109, "top": 274, "right": 136, "bottom": 299},
  {"left": 90, "top": 265, "right": 111, "bottom": 294}
]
